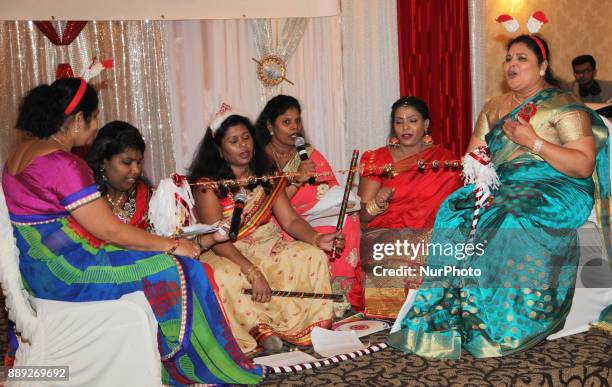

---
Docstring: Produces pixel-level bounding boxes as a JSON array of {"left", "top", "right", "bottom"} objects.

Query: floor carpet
[{"left": 259, "top": 329, "right": 611, "bottom": 386}]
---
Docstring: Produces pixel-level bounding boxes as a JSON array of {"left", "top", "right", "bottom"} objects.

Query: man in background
[{"left": 569, "top": 55, "right": 612, "bottom": 103}]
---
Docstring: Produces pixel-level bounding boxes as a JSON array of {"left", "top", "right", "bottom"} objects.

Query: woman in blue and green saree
[
  {"left": 388, "top": 34, "right": 611, "bottom": 359},
  {"left": 2, "top": 78, "right": 266, "bottom": 384}
]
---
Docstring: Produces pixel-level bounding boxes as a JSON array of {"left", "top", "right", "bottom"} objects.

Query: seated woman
[
  {"left": 358, "top": 96, "right": 462, "bottom": 318},
  {"left": 189, "top": 110, "right": 345, "bottom": 355},
  {"left": 87, "top": 120, "right": 151, "bottom": 229},
  {"left": 255, "top": 95, "right": 363, "bottom": 310},
  {"left": 1, "top": 78, "right": 265, "bottom": 384},
  {"left": 389, "top": 35, "right": 610, "bottom": 359}
]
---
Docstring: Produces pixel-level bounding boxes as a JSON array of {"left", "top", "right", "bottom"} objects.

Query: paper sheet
[
  {"left": 253, "top": 351, "right": 320, "bottom": 367},
  {"left": 311, "top": 326, "right": 366, "bottom": 358}
]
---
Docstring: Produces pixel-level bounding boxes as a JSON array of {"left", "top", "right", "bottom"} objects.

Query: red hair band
[
  {"left": 529, "top": 35, "right": 547, "bottom": 62},
  {"left": 64, "top": 78, "right": 87, "bottom": 116}
]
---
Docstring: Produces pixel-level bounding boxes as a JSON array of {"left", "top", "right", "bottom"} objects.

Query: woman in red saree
[
  {"left": 358, "top": 96, "right": 462, "bottom": 318},
  {"left": 255, "top": 95, "right": 363, "bottom": 310}
]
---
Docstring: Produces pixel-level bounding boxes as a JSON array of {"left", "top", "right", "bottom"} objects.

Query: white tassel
[
  {"left": 462, "top": 146, "right": 500, "bottom": 242},
  {"left": 148, "top": 174, "right": 197, "bottom": 237},
  {"left": 462, "top": 146, "right": 500, "bottom": 196}
]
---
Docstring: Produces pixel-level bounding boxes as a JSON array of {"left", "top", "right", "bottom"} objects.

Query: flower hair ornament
[
  {"left": 496, "top": 11, "right": 549, "bottom": 61},
  {"left": 208, "top": 103, "right": 249, "bottom": 134}
]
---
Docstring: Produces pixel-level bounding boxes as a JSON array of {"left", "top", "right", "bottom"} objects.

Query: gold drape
[{"left": 0, "top": 21, "right": 175, "bottom": 183}]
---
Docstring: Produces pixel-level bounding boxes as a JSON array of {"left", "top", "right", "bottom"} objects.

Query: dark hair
[
  {"left": 572, "top": 54, "right": 596, "bottom": 70},
  {"left": 188, "top": 114, "right": 275, "bottom": 197},
  {"left": 16, "top": 77, "right": 98, "bottom": 138},
  {"left": 86, "top": 120, "right": 146, "bottom": 195},
  {"left": 389, "top": 96, "right": 430, "bottom": 139},
  {"left": 255, "top": 94, "right": 302, "bottom": 146},
  {"left": 507, "top": 34, "right": 561, "bottom": 88}
]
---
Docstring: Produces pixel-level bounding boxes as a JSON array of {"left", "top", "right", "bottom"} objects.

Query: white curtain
[
  {"left": 340, "top": 0, "right": 400, "bottom": 160},
  {"left": 469, "top": 0, "right": 486, "bottom": 127},
  {"left": 165, "top": 17, "right": 347, "bottom": 173}
]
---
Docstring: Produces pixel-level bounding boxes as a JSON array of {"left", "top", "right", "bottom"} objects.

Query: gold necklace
[
  {"left": 512, "top": 87, "right": 543, "bottom": 105},
  {"left": 106, "top": 192, "right": 126, "bottom": 211},
  {"left": 50, "top": 134, "right": 69, "bottom": 151}
]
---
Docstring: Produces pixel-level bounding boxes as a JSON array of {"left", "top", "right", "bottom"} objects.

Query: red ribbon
[{"left": 468, "top": 146, "right": 490, "bottom": 166}]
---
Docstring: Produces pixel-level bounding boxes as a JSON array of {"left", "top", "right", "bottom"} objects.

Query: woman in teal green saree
[{"left": 388, "top": 35, "right": 611, "bottom": 359}]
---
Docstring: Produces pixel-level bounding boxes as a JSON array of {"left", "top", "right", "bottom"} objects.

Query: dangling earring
[
  {"left": 388, "top": 137, "right": 400, "bottom": 147},
  {"left": 422, "top": 131, "right": 434, "bottom": 146},
  {"left": 269, "top": 131, "right": 274, "bottom": 136},
  {"left": 539, "top": 70, "right": 545, "bottom": 76},
  {"left": 101, "top": 167, "right": 107, "bottom": 182}
]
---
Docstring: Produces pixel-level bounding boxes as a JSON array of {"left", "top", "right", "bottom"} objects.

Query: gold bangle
[
  {"left": 365, "top": 200, "right": 387, "bottom": 217},
  {"left": 312, "top": 232, "right": 323, "bottom": 248}
]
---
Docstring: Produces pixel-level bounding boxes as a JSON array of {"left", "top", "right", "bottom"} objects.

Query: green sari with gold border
[{"left": 388, "top": 88, "right": 611, "bottom": 359}]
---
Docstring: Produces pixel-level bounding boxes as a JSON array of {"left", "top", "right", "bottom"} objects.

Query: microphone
[
  {"left": 294, "top": 136, "right": 316, "bottom": 184},
  {"left": 229, "top": 190, "right": 247, "bottom": 242}
]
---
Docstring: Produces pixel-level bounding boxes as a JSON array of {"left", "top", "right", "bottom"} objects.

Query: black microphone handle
[
  {"left": 228, "top": 205, "right": 243, "bottom": 242},
  {"left": 297, "top": 149, "right": 316, "bottom": 185}
]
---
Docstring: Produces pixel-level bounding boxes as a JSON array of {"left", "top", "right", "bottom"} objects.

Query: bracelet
[
  {"left": 532, "top": 138, "right": 544, "bottom": 155},
  {"left": 244, "top": 265, "right": 262, "bottom": 284},
  {"left": 165, "top": 237, "right": 180, "bottom": 255},
  {"left": 365, "top": 200, "right": 387, "bottom": 217},
  {"left": 312, "top": 232, "right": 323, "bottom": 248}
]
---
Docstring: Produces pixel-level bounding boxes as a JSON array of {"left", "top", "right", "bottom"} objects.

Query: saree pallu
[
  {"left": 201, "top": 183, "right": 333, "bottom": 354},
  {"left": 389, "top": 88, "right": 611, "bottom": 359},
  {"left": 361, "top": 227, "right": 432, "bottom": 319},
  {"left": 360, "top": 146, "right": 462, "bottom": 318},
  {"left": 281, "top": 148, "right": 363, "bottom": 310}
]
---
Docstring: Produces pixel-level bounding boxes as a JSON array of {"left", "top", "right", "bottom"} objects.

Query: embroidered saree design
[{"left": 201, "top": 182, "right": 333, "bottom": 354}]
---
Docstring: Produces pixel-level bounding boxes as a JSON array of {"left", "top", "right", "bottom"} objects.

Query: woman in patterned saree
[
  {"left": 1, "top": 78, "right": 266, "bottom": 385},
  {"left": 389, "top": 35, "right": 611, "bottom": 359},
  {"left": 189, "top": 111, "right": 345, "bottom": 355},
  {"left": 359, "top": 96, "right": 462, "bottom": 318},
  {"left": 87, "top": 120, "right": 152, "bottom": 229},
  {"left": 255, "top": 94, "right": 363, "bottom": 310}
]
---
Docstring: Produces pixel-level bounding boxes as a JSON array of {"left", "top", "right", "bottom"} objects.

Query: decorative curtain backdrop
[
  {"left": 250, "top": 18, "right": 309, "bottom": 103},
  {"left": 0, "top": 21, "right": 175, "bottom": 183},
  {"left": 396, "top": 0, "right": 472, "bottom": 156},
  {"left": 341, "top": 0, "right": 400, "bottom": 160},
  {"left": 165, "top": 17, "right": 347, "bottom": 173}
]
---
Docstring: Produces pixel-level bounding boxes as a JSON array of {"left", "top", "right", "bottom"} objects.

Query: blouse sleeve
[
  {"left": 50, "top": 153, "right": 100, "bottom": 211},
  {"left": 472, "top": 104, "right": 492, "bottom": 141},
  {"left": 552, "top": 110, "right": 594, "bottom": 144},
  {"left": 360, "top": 150, "right": 382, "bottom": 183}
]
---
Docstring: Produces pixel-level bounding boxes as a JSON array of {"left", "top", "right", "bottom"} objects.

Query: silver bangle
[{"left": 532, "top": 138, "right": 544, "bottom": 155}]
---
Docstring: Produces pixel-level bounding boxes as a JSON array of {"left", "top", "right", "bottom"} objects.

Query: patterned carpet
[
  {"left": 1, "top": 297, "right": 609, "bottom": 385},
  {"left": 260, "top": 329, "right": 612, "bottom": 386}
]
